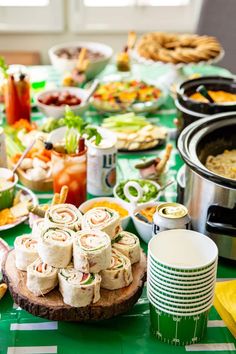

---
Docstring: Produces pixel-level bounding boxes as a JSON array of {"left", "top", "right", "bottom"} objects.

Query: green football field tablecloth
[{"left": 0, "top": 65, "right": 235, "bottom": 354}]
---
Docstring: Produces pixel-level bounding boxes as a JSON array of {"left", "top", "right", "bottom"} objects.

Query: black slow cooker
[{"left": 175, "top": 76, "right": 236, "bottom": 133}]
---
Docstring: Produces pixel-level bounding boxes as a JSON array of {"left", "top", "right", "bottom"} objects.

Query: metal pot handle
[{"left": 206, "top": 204, "right": 236, "bottom": 236}]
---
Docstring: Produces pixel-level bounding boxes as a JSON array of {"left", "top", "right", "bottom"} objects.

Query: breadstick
[
  {"left": 155, "top": 144, "right": 173, "bottom": 174},
  {"left": 76, "top": 48, "right": 87, "bottom": 72},
  {"left": 0, "top": 283, "right": 7, "bottom": 300},
  {"left": 51, "top": 193, "right": 60, "bottom": 206},
  {"left": 59, "top": 186, "right": 69, "bottom": 204},
  {"left": 127, "top": 31, "right": 137, "bottom": 50}
]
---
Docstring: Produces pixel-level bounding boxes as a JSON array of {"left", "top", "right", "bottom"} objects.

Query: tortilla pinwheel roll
[
  {"left": 112, "top": 231, "right": 140, "bottom": 264},
  {"left": 100, "top": 249, "right": 133, "bottom": 290},
  {"left": 45, "top": 203, "right": 82, "bottom": 231},
  {"left": 58, "top": 266, "right": 101, "bottom": 307},
  {"left": 82, "top": 207, "right": 121, "bottom": 240},
  {"left": 38, "top": 227, "right": 74, "bottom": 268},
  {"left": 27, "top": 258, "right": 58, "bottom": 296},
  {"left": 31, "top": 218, "right": 45, "bottom": 239},
  {"left": 73, "top": 230, "right": 111, "bottom": 273},
  {"left": 14, "top": 235, "right": 38, "bottom": 271}
]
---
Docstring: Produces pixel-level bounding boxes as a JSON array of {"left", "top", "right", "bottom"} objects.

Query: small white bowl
[
  {"left": 79, "top": 197, "right": 131, "bottom": 230},
  {"left": 131, "top": 201, "right": 160, "bottom": 244},
  {"left": 48, "top": 41, "right": 113, "bottom": 79},
  {"left": 36, "top": 87, "right": 89, "bottom": 118},
  {"left": 113, "top": 179, "right": 161, "bottom": 209}
]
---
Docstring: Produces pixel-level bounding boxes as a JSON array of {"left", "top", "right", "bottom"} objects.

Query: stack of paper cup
[{"left": 147, "top": 229, "right": 218, "bottom": 346}]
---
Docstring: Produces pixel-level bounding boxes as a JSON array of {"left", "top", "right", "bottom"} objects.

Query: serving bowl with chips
[
  {"left": 131, "top": 202, "right": 160, "bottom": 243},
  {"left": 0, "top": 184, "right": 38, "bottom": 231}
]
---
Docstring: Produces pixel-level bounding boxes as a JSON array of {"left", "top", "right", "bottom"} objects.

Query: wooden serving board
[{"left": 2, "top": 249, "right": 147, "bottom": 322}]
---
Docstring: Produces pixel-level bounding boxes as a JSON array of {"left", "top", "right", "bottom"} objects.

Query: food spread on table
[
  {"left": 92, "top": 80, "right": 162, "bottom": 112},
  {"left": 189, "top": 90, "right": 236, "bottom": 103},
  {"left": 0, "top": 29, "right": 235, "bottom": 348},
  {"left": 136, "top": 32, "right": 222, "bottom": 64},
  {"left": 82, "top": 200, "right": 129, "bottom": 219},
  {"left": 55, "top": 47, "right": 104, "bottom": 61},
  {"left": 135, "top": 144, "right": 173, "bottom": 180},
  {"left": 4, "top": 120, "right": 52, "bottom": 191},
  {"left": 9, "top": 185, "right": 144, "bottom": 310},
  {"left": 0, "top": 167, "right": 36, "bottom": 228},
  {"left": 112, "top": 231, "right": 140, "bottom": 264},
  {"left": 116, "top": 31, "right": 136, "bottom": 72},
  {"left": 38, "top": 91, "right": 82, "bottom": 106},
  {"left": 102, "top": 113, "right": 167, "bottom": 151},
  {"left": 135, "top": 205, "right": 157, "bottom": 224},
  {"left": 115, "top": 179, "right": 159, "bottom": 204},
  {"left": 205, "top": 149, "right": 236, "bottom": 180}
]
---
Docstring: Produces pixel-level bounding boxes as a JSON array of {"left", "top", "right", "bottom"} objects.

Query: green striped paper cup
[
  {"left": 148, "top": 286, "right": 214, "bottom": 310},
  {"left": 149, "top": 253, "right": 217, "bottom": 275},
  {"left": 148, "top": 281, "right": 214, "bottom": 303},
  {"left": 149, "top": 267, "right": 216, "bottom": 289},
  {"left": 149, "top": 302, "right": 209, "bottom": 346},
  {"left": 149, "top": 253, "right": 217, "bottom": 277},
  {"left": 149, "top": 261, "right": 217, "bottom": 284},
  {"left": 148, "top": 230, "right": 218, "bottom": 273},
  {"left": 148, "top": 274, "right": 216, "bottom": 295},
  {"left": 148, "top": 289, "right": 213, "bottom": 314}
]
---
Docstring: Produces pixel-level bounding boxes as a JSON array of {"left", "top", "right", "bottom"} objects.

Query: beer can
[
  {"left": 152, "top": 202, "right": 191, "bottom": 236},
  {"left": 0, "top": 127, "right": 7, "bottom": 168},
  {"left": 87, "top": 136, "right": 117, "bottom": 196}
]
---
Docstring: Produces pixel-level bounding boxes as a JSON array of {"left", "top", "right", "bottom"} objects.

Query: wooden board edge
[{"left": 2, "top": 249, "right": 147, "bottom": 322}]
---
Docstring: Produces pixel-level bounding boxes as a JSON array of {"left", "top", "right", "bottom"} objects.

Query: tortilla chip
[{"left": 10, "top": 201, "right": 29, "bottom": 218}]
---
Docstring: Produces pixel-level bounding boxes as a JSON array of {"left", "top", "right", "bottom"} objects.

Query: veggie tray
[
  {"left": 102, "top": 113, "right": 167, "bottom": 152},
  {"left": 90, "top": 78, "right": 166, "bottom": 114},
  {"left": 3, "top": 249, "right": 146, "bottom": 322}
]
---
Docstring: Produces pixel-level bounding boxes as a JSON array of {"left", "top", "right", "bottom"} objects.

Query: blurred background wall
[{"left": 0, "top": 0, "right": 235, "bottom": 72}]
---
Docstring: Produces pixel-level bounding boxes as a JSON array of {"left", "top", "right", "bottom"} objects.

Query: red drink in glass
[{"left": 51, "top": 148, "right": 87, "bottom": 207}]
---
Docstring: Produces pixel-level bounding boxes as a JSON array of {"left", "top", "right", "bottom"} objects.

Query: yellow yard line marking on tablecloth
[
  {"left": 10, "top": 322, "right": 58, "bottom": 331},
  {"left": 7, "top": 346, "right": 57, "bottom": 354},
  {"left": 207, "top": 320, "right": 226, "bottom": 327},
  {"left": 185, "top": 343, "right": 236, "bottom": 352}
]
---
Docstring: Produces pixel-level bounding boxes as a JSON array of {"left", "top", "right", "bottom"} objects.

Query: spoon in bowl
[{"left": 196, "top": 85, "right": 215, "bottom": 103}]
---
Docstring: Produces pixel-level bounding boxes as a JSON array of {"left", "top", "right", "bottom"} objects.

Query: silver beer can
[
  {"left": 87, "top": 137, "right": 117, "bottom": 196},
  {"left": 152, "top": 202, "right": 191, "bottom": 236}
]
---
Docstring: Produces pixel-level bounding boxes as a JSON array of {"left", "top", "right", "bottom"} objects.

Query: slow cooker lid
[{"left": 178, "top": 112, "right": 236, "bottom": 189}]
